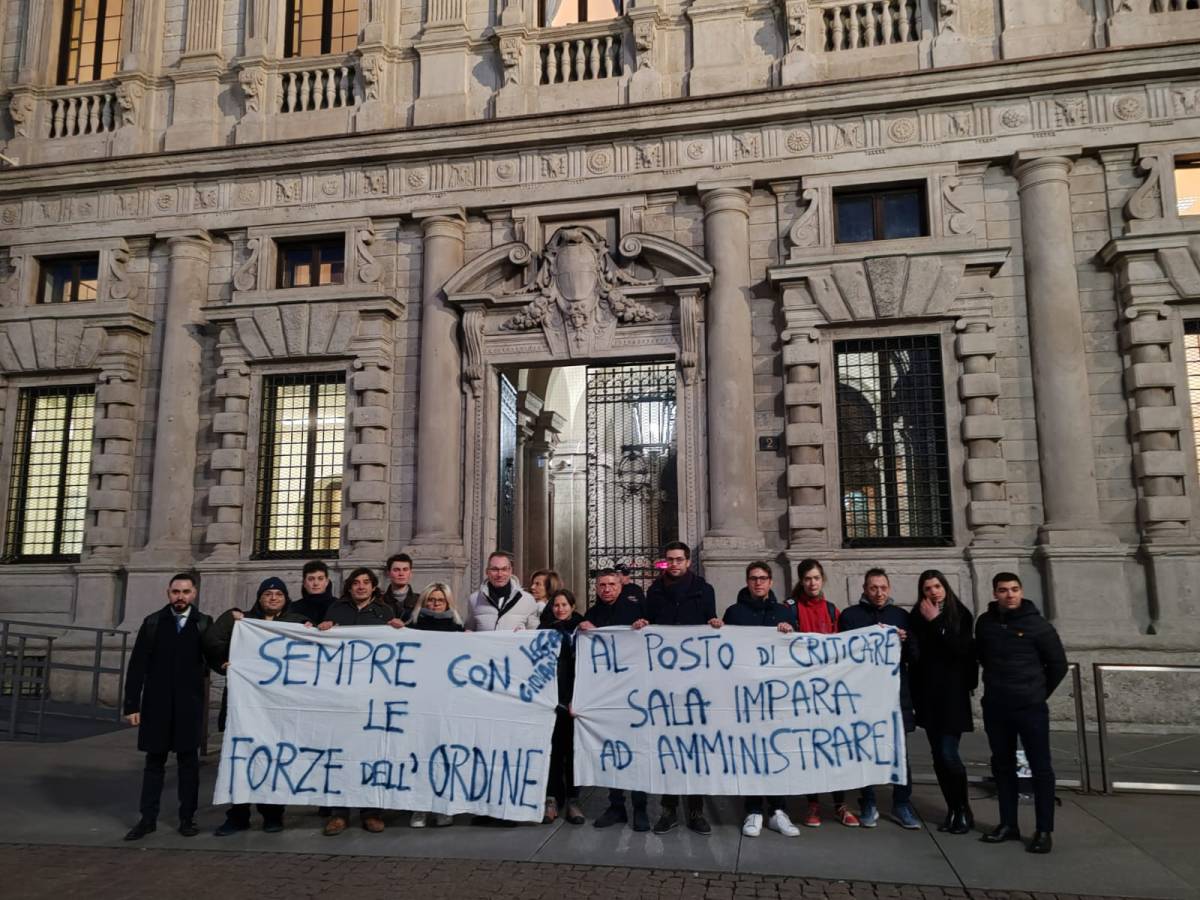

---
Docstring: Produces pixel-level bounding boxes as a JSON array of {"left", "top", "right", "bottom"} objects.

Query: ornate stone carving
[
  {"left": 234, "top": 237, "right": 261, "bottom": 292},
  {"left": 945, "top": 110, "right": 973, "bottom": 137},
  {"left": 355, "top": 227, "right": 382, "bottom": 284},
  {"left": 788, "top": 188, "right": 820, "bottom": 250},
  {"left": 462, "top": 307, "right": 486, "bottom": 397},
  {"left": 361, "top": 53, "right": 384, "bottom": 101},
  {"left": 8, "top": 92, "right": 35, "bottom": 138},
  {"left": 194, "top": 186, "right": 219, "bottom": 209},
  {"left": 784, "top": 0, "right": 808, "bottom": 52},
  {"left": 500, "top": 227, "right": 657, "bottom": 357},
  {"left": 0, "top": 319, "right": 109, "bottom": 372},
  {"left": 107, "top": 246, "right": 136, "bottom": 300},
  {"left": 1000, "top": 107, "right": 1028, "bottom": 129},
  {"left": 1175, "top": 87, "right": 1200, "bottom": 115},
  {"left": 587, "top": 149, "right": 613, "bottom": 174},
  {"left": 1055, "top": 97, "right": 1087, "bottom": 127},
  {"left": 785, "top": 129, "right": 811, "bottom": 153},
  {"left": 239, "top": 67, "right": 266, "bottom": 114},
  {"left": 832, "top": 123, "right": 862, "bottom": 149},
  {"left": 499, "top": 36, "right": 522, "bottom": 87},
  {"left": 677, "top": 289, "right": 701, "bottom": 385},
  {"left": 1126, "top": 157, "right": 1164, "bottom": 222},
  {"left": 942, "top": 176, "right": 976, "bottom": 235},
  {"left": 807, "top": 255, "right": 965, "bottom": 322},
  {"left": 0, "top": 255, "right": 21, "bottom": 306},
  {"left": 633, "top": 20, "right": 655, "bottom": 71},
  {"left": 115, "top": 81, "right": 144, "bottom": 127},
  {"left": 1114, "top": 96, "right": 1143, "bottom": 121},
  {"left": 888, "top": 118, "right": 917, "bottom": 143},
  {"left": 937, "top": 0, "right": 959, "bottom": 34}
]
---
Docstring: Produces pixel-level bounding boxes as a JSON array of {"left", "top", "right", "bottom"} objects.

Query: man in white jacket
[{"left": 466, "top": 550, "right": 541, "bottom": 631}]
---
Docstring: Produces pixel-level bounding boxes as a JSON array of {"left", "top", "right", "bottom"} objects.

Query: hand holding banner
[
  {"left": 214, "top": 619, "right": 560, "bottom": 822},
  {"left": 571, "top": 625, "right": 907, "bottom": 796}
]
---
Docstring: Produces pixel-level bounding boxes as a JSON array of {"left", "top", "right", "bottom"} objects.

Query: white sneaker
[
  {"left": 768, "top": 809, "right": 801, "bottom": 837},
  {"left": 742, "top": 813, "right": 763, "bottom": 837},
  {"left": 410, "top": 811, "right": 427, "bottom": 828}
]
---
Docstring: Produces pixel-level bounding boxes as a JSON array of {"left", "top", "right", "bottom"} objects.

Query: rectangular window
[
  {"left": 835, "top": 335, "right": 952, "bottom": 546},
  {"left": 833, "top": 183, "right": 928, "bottom": 244},
  {"left": 4, "top": 386, "right": 95, "bottom": 561},
  {"left": 1184, "top": 322, "right": 1200, "bottom": 470},
  {"left": 276, "top": 237, "right": 345, "bottom": 288},
  {"left": 38, "top": 255, "right": 99, "bottom": 304},
  {"left": 1177, "top": 158, "right": 1200, "bottom": 217},
  {"left": 284, "top": 0, "right": 360, "bottom": 58},
  {"left": 255, "top": 373, "right": 346, "bottom": 558},
  {"left": 58, "top": 0, "right": 124, "bottom": 85},
  {"left": 543, "top": 0, "right": 622, "bottom": 27}
]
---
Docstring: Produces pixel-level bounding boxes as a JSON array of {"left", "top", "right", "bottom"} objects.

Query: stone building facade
[{"left": 1, "top": 1, "right": 1199, "bottom": 724}]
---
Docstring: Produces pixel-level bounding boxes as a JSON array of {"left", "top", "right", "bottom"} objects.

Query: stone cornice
[{"left": 2, "top": 44, "right": 1200, "bottom": 235}]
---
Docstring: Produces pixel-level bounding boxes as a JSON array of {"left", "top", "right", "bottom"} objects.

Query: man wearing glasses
[{"left": 465, "top": 549, "right": 541, "bottom": 631}]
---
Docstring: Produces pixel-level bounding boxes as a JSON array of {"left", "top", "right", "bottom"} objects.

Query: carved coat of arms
[{"left": 500, "top": 226, "right": 657, "bottom": 357}]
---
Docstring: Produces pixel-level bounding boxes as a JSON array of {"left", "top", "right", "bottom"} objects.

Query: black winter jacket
[
  {"left": 540, "top": 611, "right": 585, "bottom": 707},
  {"left": 975, "top": 599, "right": 1068, "bottom": 710},
  {"left": 838, "top": 597, "right": 917, "bottom": 732},
  {"left": 584, "top": 593, "right": 644, "bottom": 628},
  {"left": 410, "top": 610, "right": 465, "bottom": 632},
  {"left": 908, "top": 598, "right": 976, "bottom": 734},
  {"left": 292, "top": 588, "right": 334, "bottom": 625},
  {"left": 645, "top": 572, "right": 716, "bottom": 626},
  {"left": 324, "top": 596, "right": 396, "bottom": 627},
  {"left": 722, "top": 588, "right": 794, "bottom": 628}
]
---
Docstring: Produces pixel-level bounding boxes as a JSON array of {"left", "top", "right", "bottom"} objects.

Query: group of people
[{"left": 121, "top": 544, "right": 1068, "bottom": 856}]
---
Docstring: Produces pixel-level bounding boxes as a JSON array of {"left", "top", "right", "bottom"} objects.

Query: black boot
[
  {"left": 948, "top": 771, "right": 973, "bottom": 834},
  {"left": 939, "top": 808, "right": 957, "bottom": 833},
  {"left": 933, "top": 759, "right": 956, "bottom": 833}
]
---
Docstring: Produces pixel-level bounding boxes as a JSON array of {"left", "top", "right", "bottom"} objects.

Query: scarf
[{"left": 795, "top": 593, "right": 836, "bottom": 634}]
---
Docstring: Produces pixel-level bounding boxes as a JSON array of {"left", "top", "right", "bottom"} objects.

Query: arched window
[
  {"left": 57, "top": 0, "right": 124, "bottom": 85},
  {"left": 284, "top": 0, "right": 360, "bottom": 58},
  {"left": 542, "top": 0, "right": 622, "bottom": 28}
]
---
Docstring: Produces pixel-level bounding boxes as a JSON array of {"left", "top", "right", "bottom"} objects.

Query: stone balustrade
[
  {"left": 277, "top": 58, "right": 360, "bottom": 114},
  {"left": 817, "top": 0, "right": 921, "bottom": 51},
  {"left": 538, "top": 28, "right": 624, "bottom": 85},
  {"left": 47, "top": 85, "right": 119, "bottom": 139}
]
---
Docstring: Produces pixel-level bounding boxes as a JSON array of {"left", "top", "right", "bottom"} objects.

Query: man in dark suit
[{"left": 122, "top": 572, "right": 214, "bottom": 840}]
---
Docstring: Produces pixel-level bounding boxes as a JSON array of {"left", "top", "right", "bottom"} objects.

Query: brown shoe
[
  {"left": 363, "top": 815, "right": 385, "bottom": 833},
  {"left": 323, "top": 816, "right": 348, "bottom": 836}
]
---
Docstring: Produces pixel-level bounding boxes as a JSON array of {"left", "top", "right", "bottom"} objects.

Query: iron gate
[
  {"left": 497, "top": 373, "right": 518, "bottom": 554},
  {"left": 586, "top": 362, "right": 678, "bottom": 596}
]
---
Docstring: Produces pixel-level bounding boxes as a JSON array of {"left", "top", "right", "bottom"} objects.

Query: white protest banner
[
  {"left": 214, "top": 619, "right": 561, "bottom": 822},
  {"left": 572, "top": 625, "right": 906, "bottom": 796}
]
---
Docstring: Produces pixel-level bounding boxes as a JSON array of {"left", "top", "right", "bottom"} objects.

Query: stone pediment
[
  {"left": 768, "top": 248, "right": 1008, "bottom": 326},
  {"left": 444, "top": 227, "right": 711, "bottom": 359}
]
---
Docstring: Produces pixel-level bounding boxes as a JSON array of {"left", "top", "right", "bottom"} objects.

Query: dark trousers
[
  {"left": 745, "top": 796, "right": 787, "bottom": 816},
  {"left": 983, "top": 701, "right": 1055, "bottom": 833},
  {"left": 547, "top": 711, "right": 578, "bottom": 805},
  {"left": 860, "top": 759, "right": 913, "bottom": 807},
  {"left": 927, "top": 730, "right": 967, "bottom": 809},
  {"left": 806, "top": 791, "right": 845, "bottom": 804},
  {"left": 330, "top": 807, "right": 382, "bottom": 821},
  {"left": 226, "top": 803, "right": 285, "bottom": 827},
  {"left": 661, "top": 795, "right": 703, "bottom": 816},
  {"left": 139, "top": 749, "right": 200, "bottom": 823},
  {"left": 607, "top": 788, "right": 648, "bottom": 811}
]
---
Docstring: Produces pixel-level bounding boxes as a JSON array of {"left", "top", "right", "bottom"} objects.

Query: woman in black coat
[
  {"left": 408, "top": 582, "right": 466, "bottom": 634},
  {"left": 909, "top": 569, "right": 978, "bottom": 835},
  {"left": 539, "top": 589, "right": 585, "bottom": 826}
]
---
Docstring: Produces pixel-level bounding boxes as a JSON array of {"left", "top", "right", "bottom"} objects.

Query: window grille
[
  {"left": 58, "top": 0, "right": 123, "bottom": 85},
  {"left": 4, "top": 386, "right": 95, "bottom": 561},
  {"left": 276, "top": 237, "right": 345, "bottom": 289},
  {"left": 835, "top": 335, "right": 952, "bottom": 546},
  {"left": 254, "top": 373, "right": 346, "bottom": 558},
  {"left": 542, "top": 0, "right": 622, "bottom": 27},
  {"left": 285, "top": 0, "right": 360, "bottom": 58},
  {"left": 586, "top": 362, "right": 677, "bottom": 597},
  {"left": 833, "top": 183, "right": 928, "bottom": 244},
  {"left": 38, "top": 255, "right": 99, "bottom": 304}
]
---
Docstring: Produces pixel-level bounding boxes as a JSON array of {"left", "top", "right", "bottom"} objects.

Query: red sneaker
[
  {"left": 836, "top": 804, "right": 861, "bottom": 827},
  {"left": 803, "top": 800, "right": 822, "bottom": 827}
]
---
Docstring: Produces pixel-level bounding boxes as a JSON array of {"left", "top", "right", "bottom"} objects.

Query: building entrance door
[{"left": 585, "top": 361, "right": 678, "bottom": 597}]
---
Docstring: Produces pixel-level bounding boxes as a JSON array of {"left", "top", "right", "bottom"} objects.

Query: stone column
[
  {"left": 141, "top": 233, "right": 211, "bottom": 558},
  {"left": 1014, "top": 150, "right": 1126, "bottom": 638},
  {"left": 412, "top": 210, "right": 467, "bottom": 567},
  {"left": 1014, "top": 151, "right": 1114, "bottom": 546},
  {"left": 698, "top": 181, "right": 762, "bottom": 602},
  {"left": 525, "top": 410, "right": 564, "bottom": 572},
  {"left": 165, "top": 0, "right": 225, "bottom": 150},
  {"left": 699, "top": 182, "right": 760, "bottom": 541}
]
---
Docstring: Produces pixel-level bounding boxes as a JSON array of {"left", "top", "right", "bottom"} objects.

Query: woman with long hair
[
  {"left": 909, "top": 569, "right": 978, "bottom": 834},
  {"left": 407, "top": 582, "right": 464, "bottom": 631},
  {"left": 528, "top": 569, "right": 563, "bottom": 618},
  {"left": 539, "top": 588, "right": 585, "bottom": 825}
]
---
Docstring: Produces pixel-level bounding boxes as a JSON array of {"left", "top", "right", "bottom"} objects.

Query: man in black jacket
[
  {"left": 122, "top": 572, "right": 214, "bottom": 841},
  {"left": 579, "top": 569, "right": 649, "bottom": 831},
  {"left": 293, "top": 559, "right": 335, "bottom": 624},
  {"left": 838, "top": 568, "right": 921, "bottom": 830},
  {"left": 976, "top": 572, "right": 1068, "bottom": 854},
  {"left": 633, "top": 541, "right": 722, "bottom": 836},
  {"left": 615, "top": 564, "right": 646, "bottom": 604}
]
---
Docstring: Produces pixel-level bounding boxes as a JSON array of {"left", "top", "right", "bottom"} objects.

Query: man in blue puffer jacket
[{"left": 838, "top": 568, "right": 920, "bottom": 830}]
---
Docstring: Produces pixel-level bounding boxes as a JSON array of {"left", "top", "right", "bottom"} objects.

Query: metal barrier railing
[
  {"left": 1094, "top": 663, "right": 1200, "bottom": 795},
  {"left": 0, "top": 619, "right": 129, "bottom": 740}
]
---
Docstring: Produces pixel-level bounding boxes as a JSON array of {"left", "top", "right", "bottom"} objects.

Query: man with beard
[
  {"left": 122, "top": 573, "right": 214, "bottom": 841},
  {"left": 632, "top": 541, "right": 722, "bottom": 835},
  {"left": 204, "top": 576, "right": 310, "bottom": 835}
]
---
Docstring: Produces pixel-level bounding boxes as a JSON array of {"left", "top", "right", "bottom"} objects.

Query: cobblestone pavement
[{"left": 0, "top": 844, "right": 1130, "bottom": 900}]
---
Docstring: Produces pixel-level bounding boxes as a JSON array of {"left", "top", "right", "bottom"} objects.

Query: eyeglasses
[
  {"left": 486, "top": 566, "right": 511, "bottom": 573},
  {"left": 664, "top": 556, "right": 687, "bottom": 564},
  {"left": 747, "top": 575, "right": 771, "bottom": 582}
]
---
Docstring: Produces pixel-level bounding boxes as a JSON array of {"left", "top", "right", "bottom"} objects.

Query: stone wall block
[
  {"left": 961, "top": 414, "right": 1005, "bottom": 441},
  {"left": 965, "top": 457, "right": 1009, "bottom": 484},
  {"left": 784, "top": 381, "right": 822, "bottom": 406},
  {"left": 1124, "top": 362, "right": 1176, "bottom": 391},
  {"left": 352, "top": 367, "right": 391, "bottom": 392},
  {"left": 206, "top": 522, "right": 243, "bottom": 545},
  {"left": 954, "top": 331, "right": 997, "bottom": 358},
  {"left": 788, "top": 505, "right": 827, "bottom": 529},
  {"left": 351, "top": 406, "right": 389, "bottom": 429},
  {"left": 346, "top": 519, "right": 388, "bottom": 542},
  {"left": 94, "top": 418, "right": 137, "bottom": 442},
  {"left": 787, "top": 463, "right": 826, "bottom": 487},
  {"left": 785, "top": 422, "right": 825, "bottom": 446},
  {"left": 91, "top": 453, "right": 132, "bottom": 475},
  {"left": 215, "top": 374, "right": 252, "bottom": 399},
  {"left": 208, "top": 485, "right": 243, "bottom": 507},
  {"left": 90, "top": 489, "right": 133, "bottom": 512},
  {"left": 210, "top": 448, "right": 246, "bottom": 470},
  {"left": 347, "top": 481, "right": 389, "bottom": 504},
  {"left": 95, "top": 382, "right": 140, "bottom": 407},
  {"left": 1138, "top": 495, "right": 1193, "bottom": 523},
  {"left": 86, "top": 525, "right": 129, "bottom": 547},
  {"left": 1134, "top": 450, "right": 1187, "bottom": 479},
  {"left": 967, "top": 502, "right": 1011, "bottom": 527},
  {"left": 1130, "top": 406, "right": 1182, "bottom": 435},
  {"left": 213, "top": 411, "right": 249, "bottom": 433},
  {"left": 350, "top": 443, "right": 390, "bottom": 466},
  {"left": 958, "top": 372, "right": 1001, "bottom": 399}
]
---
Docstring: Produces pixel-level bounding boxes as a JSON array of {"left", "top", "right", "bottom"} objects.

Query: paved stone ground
[{"left": 0, "top": 844, "right": 1132, "bottom": 900}]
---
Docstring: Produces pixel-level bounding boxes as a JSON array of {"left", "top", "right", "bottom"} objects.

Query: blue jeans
[
  {"left": 927, "top": 730, "right": 965, "bottom": 775},
  {"left": 860, "top": 759, "right": 913, "bottom": 807}
]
